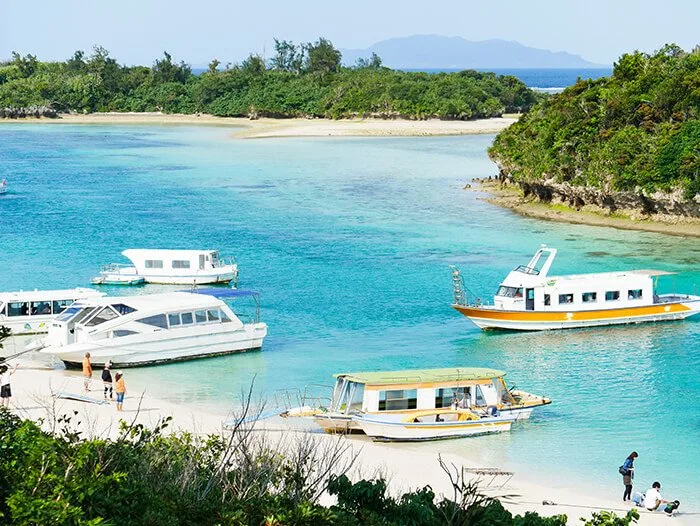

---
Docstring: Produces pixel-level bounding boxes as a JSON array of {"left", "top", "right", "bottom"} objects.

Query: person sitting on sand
[{"left": 643, "top": 481, "right": 668, "bottom": 511}]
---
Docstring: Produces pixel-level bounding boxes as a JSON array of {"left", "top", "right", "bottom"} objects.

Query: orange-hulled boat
[{"left": 451, "top": 245, "right": 700, "bottom": 331}]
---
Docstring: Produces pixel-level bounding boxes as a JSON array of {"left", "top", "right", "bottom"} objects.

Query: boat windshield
[
  {"left": 514, "top": 265, "right": 540, "bottom": 275},
  {"left": 331, "top": 379, "right": 364, "bottom": 414},
  {"left": 496, "top": 286, "right": 523, "bottom": 298}
]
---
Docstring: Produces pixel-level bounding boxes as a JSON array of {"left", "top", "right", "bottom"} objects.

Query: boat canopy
[{"left": 335, "top": 367, "right": 506, "bottom": 386}]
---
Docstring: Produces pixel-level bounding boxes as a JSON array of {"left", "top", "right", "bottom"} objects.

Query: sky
[{"left": 1, "top": 0, "right": 698, "bottom": 67}]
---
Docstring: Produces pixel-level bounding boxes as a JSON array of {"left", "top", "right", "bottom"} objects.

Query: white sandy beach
[
  {"left": 0, "top": 112, "right": 517, "bottom": 138},
  {"left": 2, "top": 356, "right": 692, "bottom": 526}
]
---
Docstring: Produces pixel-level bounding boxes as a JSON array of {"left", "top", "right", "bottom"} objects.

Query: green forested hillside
[
  {"left": 0, "top": 39, "right": 538, "bottom": 120},
  {"left": 489, "top": 45, "right": 700, "bottom": 199}
]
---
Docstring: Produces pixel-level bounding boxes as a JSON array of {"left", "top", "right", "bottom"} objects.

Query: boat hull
[
  {"left": 353, "top": 415, "right": 514, "bottom": 442},
  {"left": 42, "top": 323, "right": 267, "bottom": 368},
  {"left": 452, "top": 297, "right": 700, "bottom": 331},
  {"left": 0, "top": 316, "right": 54, "bottom": 335}
]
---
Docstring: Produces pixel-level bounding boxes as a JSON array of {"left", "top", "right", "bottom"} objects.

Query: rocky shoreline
[
  {"left": 0, "top": 106, "right": 58, "bottom": 118},
  {"left": 474, "top": 179, "right": 700, "bottom": 238}
]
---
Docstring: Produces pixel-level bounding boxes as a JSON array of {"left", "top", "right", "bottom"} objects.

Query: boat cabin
[
  {"left": 122, "top": 249, "right": 230, "bottom": 275},
  {"left": 493, "top": 246, "right": 668, "bottom": 312},
  {"left": 330, "top": 368, "right": 514, "bottom": 415},
  {"left": 0, "top": 288, "right": 103, "bottom": 334}
]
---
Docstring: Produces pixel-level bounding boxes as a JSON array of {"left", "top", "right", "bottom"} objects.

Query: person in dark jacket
[
  {"left": 621, "top": 451, "right": 638, "bottom": 501},
  {"left": 101, "top": 361, "right": 113, "bottom": 400}
]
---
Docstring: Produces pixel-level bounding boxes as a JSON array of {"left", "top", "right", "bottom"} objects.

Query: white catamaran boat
[
  {"left": 0, "top": 288, "right": 104, "bottom": 335},
  {"left": 32, "top": 289, "right": 266, "bottom": 367},
  {"left": 451, "top": 245, "right": 700, "bottom": 331},
  {"left": 91, "top": 249, "right": 239, "bottom": 286},
  {"left": 312, "top": 367, "right": 550, "bottom": 434}
]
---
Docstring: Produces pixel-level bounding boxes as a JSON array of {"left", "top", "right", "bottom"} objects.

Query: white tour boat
[
  {"left": 91, "top": 249, "right": 239, "bottom": 286},
  {"left": 0, "top": 288, "right": 104, "bottom": 335},
  {"left": 312, "top": 367, "right": 550, "bottom": 434},
  {"left": 352, "top": 409, "right": 516, "bottom": 442},
  {"left": 451, "top": 245, "right": 700, "bottom": 331},
  {"left": 32, "top": 289, "right": 266, "bottom": 367}
]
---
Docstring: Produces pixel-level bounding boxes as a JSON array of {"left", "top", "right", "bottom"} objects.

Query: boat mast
[{"left": 451, "top": 266, "right": 466, "bottom": 306}]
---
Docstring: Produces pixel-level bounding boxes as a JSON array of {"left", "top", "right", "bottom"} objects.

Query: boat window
[
  {"left": 7, "top": 302, "right": 29, "bottom": 317},
  {"left": 544, "top": 294, "right": 551, "bottom": 306},
  {"left": 72, "top": 307, "right": 99, "bottom": 325},
  {"left": 558, "top": 294, "right": 574, "bottom": 304},
  {"left": 181, "top": 312, "right": 194, "bottom": 325},
  {"left": 0, "top": 302, "right": 4, "bottom": 315},
  {"left": 199, "top": 255, "right": 205, "bottom": 269},
  {"left": 195, "top": 310, "right": 207, "bottom": 324},
  {"left": 220, "top": 310, "right": 231, "bottom": 322},
  {"left": 113, "top": 329, "right": 138, "bottom": 338},
  {"left": 378, "top": 389, "right": 417, "bottom": 411},
  {"left": 582, "top": 292, "right": 597, "bottom": 303},
  {"left": 30, "top": 301, "right": 51, "bottom": 315},
  {"left": 475, "top": 386, "right": 487, "bottom": 406},
  {"left": 168, "top": 313, "right": 182, "bottom": 327},
  {"left": 85, "top": 307, "right": 119, "bottom": 327},
  {"left": 206, "top": 309, "right": 220, "bottom": 322},
  {"left": 496, "top": 286, "right": 520, "bottom": 298},
  {"left": 172, "top": 260, "right": 191, "bottom": 269},
  {"left": 137, "top": 314, "right": 168, "bottom": 329},
  {"left": 435, "top": 387, "right": 470, "bottom": 409},
  {"left": 628, "top": 289, "right": 643, "bottom": 300},
  {"left": 52, "top": 299, "right": 74, "bottom": 314},
  {"left": 605, "top": 291, "right": 620, "bottom": 301},
  {"left": 145, "top": 259, "right": 164, "bottom": 269},
  {"left": 111, "top": 304, "right": 136, "bottom": 315},
  {"left": 56, "top": 306, "right": 83, "bottom": 322},
  {"left": 331, "top": 378, "right": 350, "bottom": 412},
  {"left": 347, "top": 383, "right": 365, "bottom": 413}
]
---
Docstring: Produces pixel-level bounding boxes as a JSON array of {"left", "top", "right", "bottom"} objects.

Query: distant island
[
  {"left": 341, "top": 35, "right": 606, "bottom": 70},
  {"left": 487, "top": 44, "right": 700, "bottom": 225},
  {"left": 0, "top": 38, "right": 540, "bottom": 121}
]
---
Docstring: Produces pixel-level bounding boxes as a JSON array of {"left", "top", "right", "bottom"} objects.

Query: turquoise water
[{"left": 1, "top": 124, "right": 698, "bottom": 507}]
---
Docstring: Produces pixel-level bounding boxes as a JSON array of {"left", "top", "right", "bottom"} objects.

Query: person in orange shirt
[
  {"left": 82, "top": 352, "right": 92, "bottom": 393},
  {"left": 114, "top": 371, "right": 126, "bottom": 411}
]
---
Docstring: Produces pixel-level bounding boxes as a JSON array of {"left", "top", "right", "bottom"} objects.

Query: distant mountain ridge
[{"left": 341, "top": 35, "right": 605, "bottom": 69}]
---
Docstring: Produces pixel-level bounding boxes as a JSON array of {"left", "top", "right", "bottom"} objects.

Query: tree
[
  {"left": 152, "top": 51, "right": 192, "bottom": 84},
  {"left": 240, "top": 53, "right": 266, "bottom": 76},
  {"left": 355, "top": 52, "right": 382, "bottom": 70},
  {"left": 10, "top": 52, "right": 38, "bottom": 77},
  {"left": 305, "top": 38, "right": 341, "bottom": 75},
  {"left": 66, "top": 50, "right": 86, "bottom": 72},
  {"left": 207, "top": 58, "right": 220, "bottom": 74}
]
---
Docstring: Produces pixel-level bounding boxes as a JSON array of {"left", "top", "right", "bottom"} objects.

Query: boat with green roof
[{"left": 312, "top": 367, "right": 551, "bottom": 434}]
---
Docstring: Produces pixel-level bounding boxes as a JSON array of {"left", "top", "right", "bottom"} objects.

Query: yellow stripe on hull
[{"left": 453, "top": 301, "right": 699, "bottom": 331}]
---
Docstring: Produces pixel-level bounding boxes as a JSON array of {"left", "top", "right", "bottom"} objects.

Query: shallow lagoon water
[{"left": 1, "top": 124, "right": 698, "bottom": 506}]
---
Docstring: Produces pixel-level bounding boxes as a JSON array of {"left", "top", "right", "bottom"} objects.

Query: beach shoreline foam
[
  {"left": 3, "top": 361, "right": 692, "bottom": 526},
  {"left": 0, "top": 112, "right": 517, "bottom": 138},
  {"left": 475, "top": 180, "right": 700, "bottom": 238}
]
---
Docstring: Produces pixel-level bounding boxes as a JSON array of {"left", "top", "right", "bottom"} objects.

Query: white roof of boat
[
  {"left": 122, "top": 249, "right": 219, "bottom": 258},
  {"left": 76, "top": 291, "right": 223, "bottom": 310},
  {"left": 549, "top": 269, "right": 675, "bottom": 281},
  {"left": 0, "top": 288, "right": 103, "bottom": 302}
]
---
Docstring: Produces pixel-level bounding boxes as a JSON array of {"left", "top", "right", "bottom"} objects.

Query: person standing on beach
[
  {"left": 101, "top": 361, "right": 113, "bottom": 400},
  {"left": 82, "top": 352, "right": 92, "bottom": 393},
  {"left": 114, "top": 371, "right": 126, "bottom": 411},
  {"left": 0, "top": 363, "right": 18, "bottom": 408},
  {"left": 621, "top": 451, "right": 638, "bottom": 501}
]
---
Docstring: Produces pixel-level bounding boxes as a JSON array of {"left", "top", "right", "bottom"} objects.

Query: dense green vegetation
[
  {"left": 0, "top": 39, "right": 538, "bottom": 120},
  {"left": 0, "top": 408, "right": 640, "bottom": 526},
  {"left": 489, "top": 45, "right": 700, "bottom": 199}
]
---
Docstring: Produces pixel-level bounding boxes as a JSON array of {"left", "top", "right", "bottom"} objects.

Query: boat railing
[
  {"left": 514, "top": 265, "right": 540, "bottom": 275},
  {"left": 273, "top": 384, "right": 333, "bottom": 413},
  {"left": 100, "top": 263, "right": 135, "bottom": 273}
]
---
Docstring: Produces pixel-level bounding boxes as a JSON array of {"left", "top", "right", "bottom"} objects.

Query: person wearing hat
[
  {"left": 0, "top": 362, "right": 18, "bottom": 409},
  {"left": 114, "top": 371, "right": 127, "bottom": 411},
  {"left": 101, "top": 361, "right": 113, "bottom": 400}
]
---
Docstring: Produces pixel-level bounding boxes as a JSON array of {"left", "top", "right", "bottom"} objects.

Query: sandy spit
[{"left": 0, "top": 112, "right": 517, "bottom": 138}]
